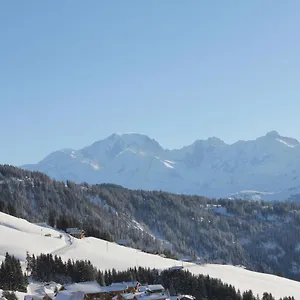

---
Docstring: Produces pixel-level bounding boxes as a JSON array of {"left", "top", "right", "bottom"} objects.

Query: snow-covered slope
[
  {"left": 0, "top": 212, "right": 67, "bottom": 262},
  {"left": 22, "top": 131, "right": 300, "bottom": 200},
  {"left": 1, "top": 212, "right": 300, "bottom": 299}
]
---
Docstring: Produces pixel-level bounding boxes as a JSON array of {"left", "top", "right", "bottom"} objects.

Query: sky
[{"left": 1, "top": 1, "right": 300, "bottom": 165}]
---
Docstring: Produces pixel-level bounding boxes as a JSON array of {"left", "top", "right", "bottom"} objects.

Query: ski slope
[{"left": 0, "top": 212, "right": 300, "bottom": 299}]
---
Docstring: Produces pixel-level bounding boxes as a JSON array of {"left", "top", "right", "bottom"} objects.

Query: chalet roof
[
  {"left": 168, "top": 266, "right": 184, "bottom": 271},
  {"left": 101, "top": 284, "right": 128, "bottom": 292},
  {"left": 137, "top": 294, "right": 169, "bottom": 300},
  {"left": 63, "top": 281, "right": 102, "bottom": 294},
  {"left": 140, "top": 285, "right": 165, "bottom": 292},
  {"left": 66, "top": 228, "right": 83, "bottom": 235},
  {"left": 55, "top": 291, "right": 85, "bottom": 300},
  {"left": 119, "top": 292, "right": 145, "bottom": 300},
  {"left": 111, "top": 281, "right": 140, "bottom": 288}
]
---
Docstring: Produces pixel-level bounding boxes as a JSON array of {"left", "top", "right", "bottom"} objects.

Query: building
[
  {"left": 66, "top": 228, "right": 85, "bottom": 239},
  {"left": 114, "top": 292, "right": 145, "bottom": 300},
  {"left": 139, "top": 285, "right": 165, "bottom": 294},
  {"left": 59, "top": 281, "right": 103, "bottom": 300},
  {"left": 111, "top": 282, "right": 140, "bottom": 293},
  {"left": 99, "top": 284, "right": 129, "bottom": 300},
  {"left": 58, "top": 281, "right": 139, "bottom": 300}
]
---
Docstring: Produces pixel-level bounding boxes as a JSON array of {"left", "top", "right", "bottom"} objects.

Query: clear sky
[{"left": 1, "top": 1, "right": 300, "bottom": 165}]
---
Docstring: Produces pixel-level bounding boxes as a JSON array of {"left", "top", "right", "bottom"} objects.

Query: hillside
[
  {"left": 1, "top": 165, "right": 300, "bottom": 282},
  {"left": 22, "top": 131, "right": 300, "bottom": 201},
  {"left": 0, "top": 211, "right": 299, "bottom": 300}
]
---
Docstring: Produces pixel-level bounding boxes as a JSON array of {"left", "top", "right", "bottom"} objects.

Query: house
[
  {"left": 110, "top": 282, "right": 140, "bottom": 293},
  {"left": 59, "top": 281, "right": 103, "bottom": 300},
  {"left": 66, "top": 228, "right": 85, "bottom": 239},
  {"left": 137, "top": 294, "right": 169, "bottom": 300},
  {"left": 115, "top": 292, "right": 169, "bottom": 300},
  {"left": 167, "top": 266, "right": 184, "bottom": 271},
  {"left": 114, "top": 292, "right": 145, "bottom": 300},
  {"left": 102, "top": 285, "right": 129, "bottom": 299},
  {"left": 139, "top": 285, "right": 165, "bottom": 294},
  {"left": 58, "top": 281, "right": 140, "bottom": 300}
]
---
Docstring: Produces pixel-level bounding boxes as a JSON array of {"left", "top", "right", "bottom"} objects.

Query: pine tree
[{"left": 96, "top": 271, "right": 106, "bottom": 286}]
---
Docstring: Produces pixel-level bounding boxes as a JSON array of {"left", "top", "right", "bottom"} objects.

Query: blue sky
[{"left": 1, "top": 1, "right": 300, "bottom": 165}]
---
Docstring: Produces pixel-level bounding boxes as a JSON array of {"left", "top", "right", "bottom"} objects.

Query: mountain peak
[
  {"left": 22, "top": 130, "right": 300, "bottom": 202},
  {"left": 265, "top": 130, "right": 280, "bottom": 138},
  {"left": 263, "top": 131, "right": 299, "bottom": 148}
]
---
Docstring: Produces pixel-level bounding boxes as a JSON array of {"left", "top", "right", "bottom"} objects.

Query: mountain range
[{"left": 22, "top": 130, "right": 300, "bottom": 200}]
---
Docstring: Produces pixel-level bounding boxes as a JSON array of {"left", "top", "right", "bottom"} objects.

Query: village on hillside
[{"left": 23, "top": 280, "right": 195, "bottom": 300}]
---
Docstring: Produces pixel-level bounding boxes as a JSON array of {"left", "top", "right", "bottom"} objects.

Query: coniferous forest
[{"left": 1, "top": 165, "right": 300, "bottom": 282}]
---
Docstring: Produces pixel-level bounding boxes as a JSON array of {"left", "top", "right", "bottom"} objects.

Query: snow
[
  {"left": 0, "top": 212, "right": 66, "bottom": 261},
  {"left": 162, "top": 161, "right": 174, "bottom": 169},
  {"left": 27, "top": 282, "right": 62, "bottom": 299},
  {"left": 64, "top": 281, "right": 102, "bottom": 294},
  {"left": 22, "top": 131, "right": 300, "bottom": 201},
  {"left": 1, "top": 212, "right": 300, "bottom": 299},
  {"left": 56, "top": 290, "right": 85, "bottom": 300},
  {"left": 276, "top": 138, "right": 295, "bottom": 148}
]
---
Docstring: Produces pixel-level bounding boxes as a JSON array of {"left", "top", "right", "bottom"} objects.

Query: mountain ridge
[{"left": 22, "top": 131, "right": 300, "bottom": 200}]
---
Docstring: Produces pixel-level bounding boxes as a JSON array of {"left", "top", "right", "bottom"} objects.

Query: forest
[{"left": 1, "top": 165, "right": 300, "bottom": 281}]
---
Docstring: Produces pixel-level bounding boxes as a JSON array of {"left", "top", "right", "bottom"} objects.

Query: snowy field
[{"left": 0, "top": 212, "right": 300, "bottom": 299}]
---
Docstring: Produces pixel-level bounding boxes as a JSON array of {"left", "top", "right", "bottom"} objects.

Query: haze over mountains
[{"left": 22, "top": 131, "right": 300, "bottom": 201}]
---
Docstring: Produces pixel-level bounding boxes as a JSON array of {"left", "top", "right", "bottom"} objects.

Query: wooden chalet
[
  {"left": 58, "top": 281, "right": 102, "bottom": 300},
  {"left": 66, "top": 228, "right": 85, "bottom": 239}
]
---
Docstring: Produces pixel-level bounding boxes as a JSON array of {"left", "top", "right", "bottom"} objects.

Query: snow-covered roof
[
  {"left": 66, "top": 228, "right": 83, "bottom": 235},
  {"left": 101, "top": 284, "right": 128, "bottom": 292},
  {"left": 145, "top": 285, "right": 165, "bottom": 292},
  {"left": 117, "top": 292, "right": 168, "bottom": 300},
  {"left": 111, "top": 281, "right": 140, "bottom": 288},
  {"left": 137, "top": 293, "right": 169, "bottom": 300},
  {"left": 63, "top": 281, "right": 102, "bottom": 294},
  {"left": 119, "top": 292, "right": 145, "bottom": 300},
  {"left": 168, "top": 266, "right": 183, "bottom": 271},
  {"left": 55, "top": 291, "right": 85, "bottom": 300}
]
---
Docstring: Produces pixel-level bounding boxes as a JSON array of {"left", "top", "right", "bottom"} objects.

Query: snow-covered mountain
[
  {"left": 1, "top": 211, "right": 300, "bottom": 299},
  {"left": 22, "top": 131, "right": 300, "bottom": 200}
]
